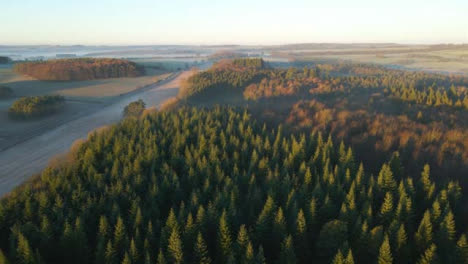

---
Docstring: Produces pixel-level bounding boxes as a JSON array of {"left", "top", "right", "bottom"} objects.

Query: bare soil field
[{"left": 0, "top": 70, "right": 192, "bottom": 196}]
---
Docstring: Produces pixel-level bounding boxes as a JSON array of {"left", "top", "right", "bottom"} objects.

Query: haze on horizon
[{"left": 1, "top": 0, "right": 468, "bottom": 45}]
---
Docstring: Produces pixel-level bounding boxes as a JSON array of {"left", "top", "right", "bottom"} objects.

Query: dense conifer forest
[
  {"left": 1, "top": 58, "right": 468, "bottom": 264},
  {"left": 0, "top": 108, "right": 467, "bottom": 264},
  {"left": 180, "top": 59, "right": 468, "bottom": 185},
  {"left": 13, "top": 59, "right": 145, "bottom": 81}
]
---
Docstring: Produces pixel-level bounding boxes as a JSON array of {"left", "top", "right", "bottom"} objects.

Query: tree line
[
  {"left": 0, "top": 107, "right": 466, "bottom": 264},
  {"left": 8, "top": 95, "right": 65, "bottom": 119},
  {"left": 13, "top": 58, "right": 145, "bottom": 81}
]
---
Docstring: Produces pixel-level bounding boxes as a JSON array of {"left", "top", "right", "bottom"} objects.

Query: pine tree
[
  {"left": 395, "top": 224, "right": 409, "bottom": 262},
  {"left": 0, "top": 249, "right": 9, "bottom": 264},
  {"left": 440, "top": 210, "right": 456, "bottom": 241},
  {"left": 380, "top": 192, "right": 394, "bottom": 224},
  {"left": 218, "top": 211, "right": 232, "bottom": 262},
  {"left": 346, "top": 250, "right": 354, "bottom": 264},
  {"left": 194, "top": 233, "right": 211, "bottom": 264},
  {"left": 156, "top": 249, "right": 166, "bottom": 264},
  {"left": 255, "top": 246, "right": 266, "bottom": 264},
  {"left": 332, "top": 250, "right": 345, "bottom": 264},
  {"left": 114, "top": 217, "right": 127, "bottom": 256},
  {"left": 236, "top": 225, "right": 250, "bottom": 258},
  {"left": 377, "top": 164, "right": 397, "bottom": 192},
  {"left": 378, "top": 235, "right": 393, "bottom": 264},
  {"left": 417, "top": 244, "right": 438, "bottom": 264},
  {"left": 278, "top": 235, "right": 296, "bottom": 264},
  {"left": 105, "top": 240, "right": 116, "bottom": 264},
  {"left": 167, "top": 227, "right": 183, "bottom": 264},
  {"left": 295, "top": 209, "right": 308, "bottom": 263},
  {"left": 419, "top": 165, "right": 435, "bottom": 201},
  {"left": 16, "top": 232, "right": 34, "bottom": 264},
  {"left": 121, "top": 252, "right": 131, "bottom": 264},
  {"left": 456, "top": 235, "right": 468, "bottom": 264},
  {"left": 415, "top": 210, "right": 433, "bottom": 253},
  {"left": 245, "top": 242, "right": 254, "bottom": 264}
]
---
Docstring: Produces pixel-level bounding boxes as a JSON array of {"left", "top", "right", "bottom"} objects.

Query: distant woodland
[
  {"left": 8, "top": 95, "right": 65, "bottom": 119},
  {"left": 13, "top": 58, "right": 145, "bottom": 81},
  {"left": 0, "top": 56, "right": 11, "bottom": 64}
]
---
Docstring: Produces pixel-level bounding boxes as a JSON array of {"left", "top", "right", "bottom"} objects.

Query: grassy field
[
  {"left": 272, "top": 44, "right": 468, "bottom": 75},
  {"left": 0, "top": 65, "right": 171, "bottom": 102},
  {"left": 0, "top": 63, "right": 175, "bottom": 151}
]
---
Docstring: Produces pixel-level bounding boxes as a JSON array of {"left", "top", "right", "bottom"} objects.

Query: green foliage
[
  {"left": 8, "top": 95, "right": 65, "bottom": 119},
  {"left": 123, "top": 99, "right": 146, "bottom": 118},
  {"left": 194, "top": 233, "right": 211, "bottom": 264},
  {"left": 0, "top": 107, "right": 465, "bottom": 264},
  {"left": 377, "top": 235, "right": 393, "bottom": 264},
  {"left": 0, "top": 56, "right": 12, "bottom": 64}
]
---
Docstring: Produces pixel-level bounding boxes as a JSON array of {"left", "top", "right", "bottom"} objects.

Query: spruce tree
[
  {"left": 194, "top": 233, "right": 211, "bottom": 264},
  {"left": 278, "top": 235, "right": 296, "bottom": 264},
  {"left": 417, "top": 244, "right": 438, "bottom": 264},
  {"left": 378, "top": 235, "right": 393, "bottom": 264},
  {"left": 167, "top": 227, "right": 183, "bottom": 264},
  {"left": 16, "top": 232, "right": 34, "bottom": 264},
  {"left": 218, "top": 211, "right": 233, "bottom": 262}
]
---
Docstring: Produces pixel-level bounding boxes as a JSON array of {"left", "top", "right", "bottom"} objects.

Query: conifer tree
[
  {"left": 378, "top": 235, "right": 393, "bottom": 264},
  {"left": 417, "top": 244, "right": 438, "bottom": 264},
  {"left": 194, "top": 233, "right": 211, "bottom": 264},
  {"left": 105, "top": 240, "right": 116, "bottom": 264},
  {"left": 255, "top": 246, "right": 266, "bottom": 264},
  {"left": 168, "top": 227, "right": 183, "bottom": 264},
  {"left": 156, "top": 249, "right": 166, "bottom": 264},
  {"left": 377, "top": 164, "right": 397, "bottom": 192},
  {"left": 415, "top": 210, "right": 433, "bottom": 253},
  {"left": 121, "top": 252, "right": 131, "bottom": 264},
  {"left": 332, "top": 250, "right": 345, "bottom": 264},
  {"left": 345, "top": 250, "right": 354, "bottom": 264},
  {"left": 236, "top": 225, "right": 250, "bottom": 258},
  {"left": 16, "top": 232, "right": 35, "bottom": 264},
  {"left": 380, "top": 192, "right": 394, "bottom": 224},
  {"left": 218, "top": 211, "right": 232, "bottom": 262},
  {"left": 456, "top": 235, "right": 468, "bottom": 264},
  {"left": 278, "top": 235, "right": 296, "bottom": 264}
]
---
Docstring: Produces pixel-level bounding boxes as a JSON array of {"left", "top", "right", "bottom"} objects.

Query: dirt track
[{"left": 0, "top": 71, "right": 190, "bottom": 196}]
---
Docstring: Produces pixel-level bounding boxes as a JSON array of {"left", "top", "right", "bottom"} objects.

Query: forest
[
  {"left": 0, "top": 108, "right": 466, "bottom": 264},
  {"left": 13, "top": 58, "right": 145, "bottom": 81},
  {"left": 1, "top": 58, "right": 468, "bottom": 264},
  {"left": 179, "top": 59, "right": 468, "bottom": 185},
  {"left": 8, "top": 95, "right": 65, "bottom": 119},
  {"left": 0, "top": 57, "right": 11, "bottom": 64}
]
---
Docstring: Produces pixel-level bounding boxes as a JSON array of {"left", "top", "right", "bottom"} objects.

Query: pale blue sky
[{"left": 1, "top": 0, "right": 467, "bottom": 45}]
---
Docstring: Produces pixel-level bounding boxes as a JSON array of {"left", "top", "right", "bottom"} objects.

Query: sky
[{"left": 1, "top": 0, "right": 467, "bottom": 45}]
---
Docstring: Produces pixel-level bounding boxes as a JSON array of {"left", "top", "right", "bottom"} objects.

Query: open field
[
  {"left": 1, "top": 65, "right": 171, "bottom": 101},
  {"left": 0, "top": 70, "right": 192, "bottom": 196},
  {"left": 270, "top": 44, "right": 468, "bottom": 75},
  {"left": 0, "top": 64, "right": 174, "bottom": 151}
]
